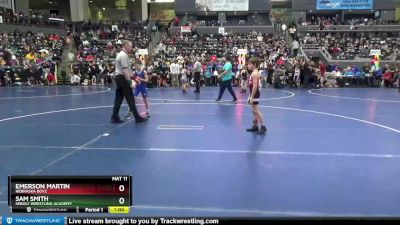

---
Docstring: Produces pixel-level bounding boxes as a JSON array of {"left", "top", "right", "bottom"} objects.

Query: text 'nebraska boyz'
[{"left": 14, "top": 183, "right": 71, "bottom": 194}]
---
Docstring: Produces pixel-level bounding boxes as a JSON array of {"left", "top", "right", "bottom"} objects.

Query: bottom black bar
[
  {"left": 66, "top": 218, "right": 400, "bottom": 225},
  {"left": 12, "top": 206, "right": 78, "bottom": 213}
]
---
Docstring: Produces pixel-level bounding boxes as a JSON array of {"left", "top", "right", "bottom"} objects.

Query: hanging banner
[
  {"left": 180, "top": 26, "right": 192, "bottom": 33},
  {"left": 370, "top": 49, "right": 381, "bottom": 71},
  {"left": 195, "top": 0, "right": 249, "bottom": 11},
  {"left": 237, "top": 49, "right": 247, "bottom": 66},
  {"left": 138, "top": 49, "right": 148, "bottom": 55},
  {"left": 111, "top": 25, "right": 119, "bottom": 32},
  {"left": 316, "top": 0, "right": 373, "bottom": 10},
  {"left": 371, "top": 55, "right": 380, "bottom": 70},
  {"left": 369, "top": 49, "right": 381, "bottom": 56},
  {"left": 237, "top": 49, "right": 248, "bottom": 55},
  {"left": 49, "top": 18, "right": 65, "bottom": 22},
  {"left": 0, "top": 0, "right": 13, "bottom": 10},
  {"left": 137, "top": 49, "right": 148, "bottom": 65},
  {"left": 218, "top": 27, "right": 225, "bottom": 35}
]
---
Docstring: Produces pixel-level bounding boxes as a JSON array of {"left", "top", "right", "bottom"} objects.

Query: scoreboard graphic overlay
[{"left": 8, "top": 176, "right": 132, "bottom": 213}]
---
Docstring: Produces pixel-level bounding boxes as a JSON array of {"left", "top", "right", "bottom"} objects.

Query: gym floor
[{"left": 0, "top": 86, "right": 399, "bottom": 217}]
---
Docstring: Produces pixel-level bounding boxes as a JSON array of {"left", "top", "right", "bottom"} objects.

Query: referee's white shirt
[{"left": 115, "top": 50, "right": 132, "bottom": 75}]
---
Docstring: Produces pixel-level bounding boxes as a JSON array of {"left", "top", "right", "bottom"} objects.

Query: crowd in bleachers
[
  {"left": 141, "top": 33, "right": 290, "bottom": 87},
  {"left": 79, "top": 20, "right": 152, "bottom": 34},
  {"left": 277, "top": 60, "right": 400, "bottom": 89},
  {"left": 0, "top": 20, "right": 154, "bottom": 87},
  {"left": 301, "top": 32, "right": 400, "bottom": 60},
  {"left": 138, "top": 30, "right": 400, "bottom": 90},
  {"left": 0, "top": 30, "right": 64, "bottom": 86},
  {"left": 145, "top": 38, "right": 400, "bottom": 90},
  {"left": 1, "top": 19, "right": 399, "bottom": 90},
  {"left": 299, "top": 15, "right": 342, "bottom": 26},
  {"left": 0, "top": 10, "right": 66, "bottom": 28},
  {"left": 174, "top": 15, "right": 269, "bottom": 28},
  {"left": 66, "top": 22, "right": 152, "bottom": 86},
  {"left": 299, "top": 15, "right": 398, "bottom": 27}
]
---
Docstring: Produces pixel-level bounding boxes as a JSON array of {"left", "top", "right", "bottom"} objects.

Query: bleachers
[
  {"left": 154, "top": 33, "right": 287, "bottom": 62},
  {"left": 299, "top": 32, "right": 400, "bottom": 61}
]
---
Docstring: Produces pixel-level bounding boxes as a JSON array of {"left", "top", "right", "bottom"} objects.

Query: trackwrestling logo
[{"left": 2, "top": 217, "right": 65, "bottom": 225}]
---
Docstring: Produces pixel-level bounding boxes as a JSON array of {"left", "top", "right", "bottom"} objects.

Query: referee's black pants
[
  {"left": 194, "top": 72, "right": 201, "bottom": 93},
  {"left": 112, "top": 75, "right": 141, "bottom": 120}
]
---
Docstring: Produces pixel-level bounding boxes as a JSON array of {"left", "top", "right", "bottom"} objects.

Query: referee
[
  {"left": 193, "top": 58, "right": 202, "bottom": 93},
  {"left": 111, "top": 40, "right": 147, "bottom": 123}
]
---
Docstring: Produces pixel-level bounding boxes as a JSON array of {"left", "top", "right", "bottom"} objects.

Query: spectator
[
  {"left": 87, "top": 62, "right": 101, "bottom": 85},
  {"left": 70, "top": 73, "right": 81, "bottom": 85},
  {"left": 46, "top": 70, "right": 55, "bottom": 85},
  {"left": 170, "top": 60, "right": 180, "bottom": 87},
  {"left": 289, "top": 26, "right": 297, "bottom": 39},
  {"left": 383, "top": 68, "right": 394, "bottom": 88},
  {"left": 240, "top": 65, "right": 248, "bottom": 93},
  {"left": 291, "top": 39, "right": 300, "bottom": 57},
  {"left": 319, "top": 61, "right": 326, "bottom": 77}
]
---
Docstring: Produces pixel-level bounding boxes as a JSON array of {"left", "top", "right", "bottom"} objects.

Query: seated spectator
[
  {"left": 70, "top": 74, "right": 81, "bottom": 85},
  {"left": 362, "top": 63, "right": 371, "bottom": 76},
  {"left": 383, "top": 69, "right": 394, "bottom": 88},
  {"left": 46, "top": 71, "right": 55, "bottom": 85}
]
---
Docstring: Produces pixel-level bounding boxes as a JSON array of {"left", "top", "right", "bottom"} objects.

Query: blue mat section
[{"left": 0, "top": 86, "right": 400, "bottom": 217}]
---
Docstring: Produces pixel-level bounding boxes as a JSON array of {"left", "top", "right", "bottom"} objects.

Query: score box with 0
[{"left": 8, "top": 176, "right": 133, "bottom": 213}]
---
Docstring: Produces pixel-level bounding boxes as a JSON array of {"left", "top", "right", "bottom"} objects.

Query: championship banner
[
  {"left": 370, "top": 49, "right": 381, "bottom": 71},
  {"left": 316, "top": 0, "right": 373, "bottom": 10},
  {"left": 237, "top": 49, "right": 247, "bottom": 66},
  {"left": 218, "top": 27, "right": 225, "bottom": 35},
  {"left": 237, "top": 49, "right": 248, "bottom": 55},
  {"left": 137, "top": 49, "right": 148, "bottom": 55},
  {"left": 195, "top": 0, "right": 249, "bottom": 12},
  {"left": 111, "top": 25, "right": 119, "bottom": 32},
  {"left": 49, "top": 18, "right": 65, "bottom": 22},
  {"left": 137, "top": 49, "right": 148, "bottom": 65},
  {"left": 369, "top": 49, "right": 381, "bottom": 56},
  {"left": 180, "top": 26, "right": 191, "bottom": 33},
  {"left": 0, "top": 0, "right": 13, "bottom": 10}
]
